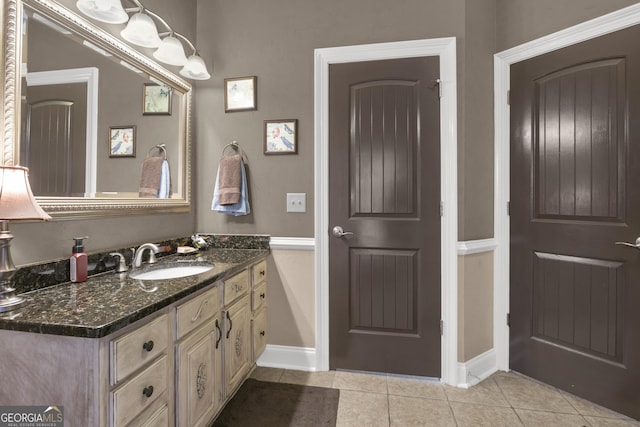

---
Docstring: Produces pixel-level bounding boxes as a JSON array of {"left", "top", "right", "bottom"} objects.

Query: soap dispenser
[{"left": 70, "top": 237, "right": 88, "bottom": 283}]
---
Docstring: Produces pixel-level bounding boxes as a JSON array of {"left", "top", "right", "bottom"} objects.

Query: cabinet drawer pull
[
  {"left": 260, "top": 330, "right": 265, "bottom": 336},
  {"left": 142, "top": 340, "right": 154, "bottom": 352},
  {"left": 260, "top": 292, "right": 265, "bottom": 299},
  {"left": 215, "top": 318, "right": 222, "bottom": 349},
  {"left": 142, "top": 385, "right": 154, "bottom": 398},
  {"left": 191, "top": 299, "right": 209, "bottom": 323},
  {"left": 259, "top": 270, "right": 265, "bottom": 277},
  {"left": 226, "top": 311, "right": 232, "bottom": 339}
]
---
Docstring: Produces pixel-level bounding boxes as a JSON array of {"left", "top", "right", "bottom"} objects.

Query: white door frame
[
  {"left": 26, "top": 67, "right": 99, "bottom": 197},
  {"left": 493, "top": 4, "right": 640, "bottom": 371},
  {"left": 314, "top": 38, "right": 459, "bottom": 384}
]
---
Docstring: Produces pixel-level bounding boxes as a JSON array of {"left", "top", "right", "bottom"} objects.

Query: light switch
[{"left": 287, "top": 193, "right": 306, "bottom": 213}]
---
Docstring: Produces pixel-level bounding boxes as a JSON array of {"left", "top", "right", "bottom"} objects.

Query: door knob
[
  {"left": 615, "top": 237, "right": 640, "bottom": 249},
  {"left": 332, "top": 226, "right": 354, "bottom": 238}
]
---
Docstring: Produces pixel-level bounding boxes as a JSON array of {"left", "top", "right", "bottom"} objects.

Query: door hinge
[
  {"left": 431, "top": 79, "right": 442, "bottom": 99},
  {"left": 507, "top": 201, "right": 510, "bottom": 216},
  {"left": 507, "top": 313, "right": 511, "bottom": 327},
  {"left": 507, "top": 89, "right": 511, "bottom": 105},
  {"left": 440, "top": 320, "right": 444, "bottom": 336},
  {"left": 440, "top": 200, "right": 444, "bottom": 217}
]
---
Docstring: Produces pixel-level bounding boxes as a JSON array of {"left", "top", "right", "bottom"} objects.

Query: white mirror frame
[{"left": 1, "top": 0, "right": 192, "bottom": 218}]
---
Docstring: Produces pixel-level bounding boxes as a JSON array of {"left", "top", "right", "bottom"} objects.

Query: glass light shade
[
  {"left": 0, "top": 166, "right": 51, "bottom": 221},
  {"left": 153, "top": 36, "right": 188, "bottom": 66},
  {"left": 76, "top": 0, "right": 128, "bottom": 24},
  {"left": 180, "top": 55, "right": 211, "bottom": 80},
  {"left": 121, "top": 12, "right": 162, "bottom": 48}
]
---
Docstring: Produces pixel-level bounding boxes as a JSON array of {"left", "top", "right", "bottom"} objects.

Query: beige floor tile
[
  {"left": 333, "top": 370, "right": 388, "bottom": 394},
  {"left": 450, "top": 401, "right": 523, "bottom": 427},
  {"left": 250, "top": 366, "right": 283, "bottom": 382},
  {"left": 386, "top": 375, "right": 446, "bottom": 400},
  {"left": 336, "top": 390, "right": 389, "bottom": 427},
  {"left": 389, "top": 395, "right": 455, "bottom": 427},
  {"left": 444, "top": 376, "right": 510, "bottom": 407},
  {"left": 561, "top": 390, "right": 631, "bottom": 419},
  {"left": 585, "top": 416, "right": 640, "bottom": 427},
  {"left": 516, "top": 409, "right": 590, "bottom": 426},
  {"left": 279, "top": 369, "right": 335, "bottom": 388},
  {"left": 495, "top": 373, "right": 578, "bottom": 413}
]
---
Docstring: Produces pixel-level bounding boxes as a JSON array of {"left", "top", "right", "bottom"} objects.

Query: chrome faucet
[{"left": 133, "top": 243, "right": 160, "bottom": 268}]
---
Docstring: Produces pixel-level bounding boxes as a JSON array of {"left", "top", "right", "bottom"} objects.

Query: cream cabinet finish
[{"left": 0, "top": 257, "right": 268, "bottom": 427}]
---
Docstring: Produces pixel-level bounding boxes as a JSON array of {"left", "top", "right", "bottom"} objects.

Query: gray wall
[
  {"left": 12, "top": 0, "right": 197, "bottom": 266},
  {"left": 194, "top": 0, "right": 500, "bottom": 240}
]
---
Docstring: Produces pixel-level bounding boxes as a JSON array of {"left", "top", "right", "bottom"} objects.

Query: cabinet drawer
[
  {"left": 112, "top": 356, "right": 168, "bottom": 427},
  {"left": 252, "top": 308, "right": 267, "bottom": 362},
  {"left": 111, "top": 313, "right": 169, "bottom": 384},
  {"left": 252, "top": 282, "right": 267, "bottom": 313},
  {"left": 223, "top": 269, "right": 249, "bottom": 305},
  {"left": 252, "top": 259, "right": 267, "bottom": 286},
  {"left": 176, "top": 286, "right": 219, "bottom": 340}
]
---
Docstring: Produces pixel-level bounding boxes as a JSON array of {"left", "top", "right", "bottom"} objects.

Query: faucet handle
[{"left": 109, "top": 252, "right": 128, "bottom": 273}]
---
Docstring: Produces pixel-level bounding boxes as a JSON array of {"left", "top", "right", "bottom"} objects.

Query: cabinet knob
[
  {"left": 260, "top": 293, "right": 265, "bottom": 299},
  {"left": 142, "top": 340, "right": 154, "bottom": 352},
  {"left": 260, "top": 330, "right": 265, "bottom": 336},
  {"left": 259, "top": 270, "right": 265, "bottom": 276},
  {"left": 142, "top": 385, "right": 154, "bottom": 398}
]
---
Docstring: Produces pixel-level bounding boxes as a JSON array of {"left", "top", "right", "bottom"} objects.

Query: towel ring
[
  {"left": 222, "top": 140, "right": 247, "bottom": 162},
  {"left": 148, "top": 144, "right": 167, "bottom": 159}
]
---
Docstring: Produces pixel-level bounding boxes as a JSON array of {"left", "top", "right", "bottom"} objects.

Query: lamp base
[{"left": 0, "top": 285, "right": 26, "bottom": 313}]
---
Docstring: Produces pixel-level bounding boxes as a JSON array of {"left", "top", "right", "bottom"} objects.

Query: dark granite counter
[{"left": 0, "top": 248, "right": 269, "bottom": 338}]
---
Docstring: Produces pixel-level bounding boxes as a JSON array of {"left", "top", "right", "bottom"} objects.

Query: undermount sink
[{"left": 129, "top": 262, "right": 214, "bottom": 281}]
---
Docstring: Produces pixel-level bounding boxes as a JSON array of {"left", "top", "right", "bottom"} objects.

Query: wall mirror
[{"left": 1, "top": 0, "right": 192, "bottom": 218}]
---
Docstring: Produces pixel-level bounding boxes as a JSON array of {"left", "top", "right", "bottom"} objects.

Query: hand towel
[
  {"left": 139, "top": 156, "right": 164, "bottom": 198},
  {"left": 158, "top": 159, "right": 171, "bottom": 199},
  {"left": 217, "top": 154, "right": 242, "bottom": 205},
  {"left": 212, "top": 159, "right": 250, "bottom": 216}
]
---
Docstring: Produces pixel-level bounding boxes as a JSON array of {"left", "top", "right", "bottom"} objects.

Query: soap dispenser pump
[{"left": 70, "top": 237, "right": 88, "bottom": 283}]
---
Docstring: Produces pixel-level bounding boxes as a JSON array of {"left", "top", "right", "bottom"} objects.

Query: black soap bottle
[{"left": 70, "top": 237, "right": 88, "bottom": 283}]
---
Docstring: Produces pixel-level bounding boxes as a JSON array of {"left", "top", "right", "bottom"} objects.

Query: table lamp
[{"left": 0, "top": 166, "right": 51, "bottom": 313}]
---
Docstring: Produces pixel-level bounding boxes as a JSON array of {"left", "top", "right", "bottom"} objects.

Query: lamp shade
[
  {"left": 121, "top": 12, "right": 162, "bottom": 48},
  {"left": 0, "top": 166, "right": 51, "bottom": 221},
  {"left": 180, "top": 54, "right": 211, "bottom": 80},
  {"left": 76, "top": 0, "right": 128, "bottom": 24},
  {"left": 153, "top": 35, "right": 188, "bottom": 66}
]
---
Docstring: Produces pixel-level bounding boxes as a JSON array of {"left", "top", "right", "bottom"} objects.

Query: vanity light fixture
[
  {"left": 77, "top": 0, "right": 211, "bottom": 79},
  {"left": 0, "top": 166, "right": 51, "bottom": 313},
  {"left": 76, "top": 0, "right": 128, "bottom": 24}
]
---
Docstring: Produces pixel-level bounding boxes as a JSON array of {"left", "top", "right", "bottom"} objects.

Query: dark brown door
[
  {"left": 510, "top": 25, "right": 640, "bottom": 419},
  {"left": 328, "top": 57, "right": 441, "bottom": 376}
]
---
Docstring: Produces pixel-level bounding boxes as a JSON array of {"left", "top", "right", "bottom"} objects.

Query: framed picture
[
  {"left": 224, "top": 76, "right": 257, "bottom": 112},
  {"left": 143, "top": 83, "right": 172, "bottom": 115},
  {"left": 264, "top": 119, "right": 297, "bottom": 155},
  {"left": 109, "top": 126, "right": 136, "bottom": 158}
]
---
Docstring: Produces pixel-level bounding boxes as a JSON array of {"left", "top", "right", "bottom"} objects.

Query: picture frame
[
  {"left": 224, "top": 76, "right": 257, "bottom": 112},
  {"left": 264, "top": 119, "right": 298, "bottom": 155},
  {"left": 143, "top": 83, "right": 172, "bottom": 115},
  {"left": 109, "top": 125, "right": 136, "bottom": 158}
]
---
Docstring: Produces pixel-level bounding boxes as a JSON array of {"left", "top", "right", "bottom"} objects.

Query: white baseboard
[
  {"left": 456, "top": 349, "right": 497, "bottom": 388},
  {"left": 256, "top": 344, "right": 318, "bottom": 371}
]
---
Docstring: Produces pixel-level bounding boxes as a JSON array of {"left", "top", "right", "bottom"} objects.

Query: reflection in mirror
[{"left": 2, "top": 0, "right": 192, "bottom": 218}]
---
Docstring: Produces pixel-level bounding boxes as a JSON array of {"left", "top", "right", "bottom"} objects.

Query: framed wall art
[
  {"left": 143, "top": 83, "right": 172, "bottom": 115},
  {"left": 109, "top": 125, "right": 136, "bottom": 158},
  {"left": 224, "top": 76, "right": 257, "bottom": 112},
  {"left": 264, "top": 119, "right": 297, "bottom": 155}
]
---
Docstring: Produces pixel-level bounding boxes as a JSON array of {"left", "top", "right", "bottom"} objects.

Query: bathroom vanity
[{"left": 0, "top": 247, "right": 268, "bottom": 427}]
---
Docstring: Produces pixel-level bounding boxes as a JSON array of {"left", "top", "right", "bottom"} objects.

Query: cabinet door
[
  {"left": 224, "top": 296, "right": 251, "bottom": 396},
  {"left": 176, "top": 319, "right": 223, "bottom": 427}
]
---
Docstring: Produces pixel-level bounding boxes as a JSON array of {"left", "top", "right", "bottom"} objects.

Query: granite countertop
[{"left": 0, "top": 248, "right": 269, "bottom": 339}]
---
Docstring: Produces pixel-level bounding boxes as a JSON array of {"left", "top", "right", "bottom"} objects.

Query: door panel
[
  {"left": 511, "top": 25, "right": 640, "bottom": 419},
  {"left": 329, "top": 57, "right": 441, "bottom": 377}
]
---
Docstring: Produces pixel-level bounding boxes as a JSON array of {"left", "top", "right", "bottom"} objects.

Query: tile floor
[{"left": 251, "top": 367, "right": 640, "bottom": 426}]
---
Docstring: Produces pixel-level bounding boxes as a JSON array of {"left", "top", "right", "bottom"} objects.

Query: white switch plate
[{"left": 287, "top": 193, "right": 306, "bottom": 213}]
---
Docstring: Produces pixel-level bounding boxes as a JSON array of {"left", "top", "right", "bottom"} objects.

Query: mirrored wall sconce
[{"left": 75, "top": 0, "right": 211, "bottom": 80}]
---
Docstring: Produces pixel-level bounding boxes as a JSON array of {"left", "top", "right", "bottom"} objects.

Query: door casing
[
  {"left": 494, "top": 3, "right": 640, "bottom": 373},
  {"left": 314, "top": 38, "right": 459, "bottom": 384}
]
